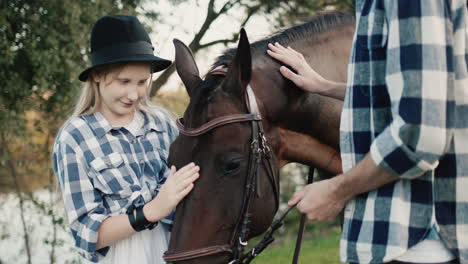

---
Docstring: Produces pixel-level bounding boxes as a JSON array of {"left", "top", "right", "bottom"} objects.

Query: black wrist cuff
[
  {"left": 128, "top": 208, "right": 142, "bottom": 232},
  {"left": 127, "top": 205, "right": 158, "bottom": 232},
  {"left": 136, "top": 205, "right": 159, "bottom": 230}
]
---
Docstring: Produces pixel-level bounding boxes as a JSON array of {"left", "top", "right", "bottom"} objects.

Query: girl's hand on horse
[
  {"left": 267, "top": 42, "right": 326, "bottom": 94},
  {"left": 288, "top": 178, "right": 348, "bottom": 222},
  {"left": 143, "top": 163, "right": 200, "bottom": 222}
]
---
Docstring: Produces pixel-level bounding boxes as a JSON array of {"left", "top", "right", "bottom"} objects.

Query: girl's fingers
[
  {"left": 268, "top": 44, "right": 303, "bottom": 71},
  {"left": 178, "top": 162, "right": 196, "bottom": 173},
  {"left": 279, "top": 66, "right": 302, "bottom": 86},
  {"left": 175, "top": 165, "right": 200, "bottom": 181},
  {"left": 287, "top": 46, "right": 306, "bottom": 65},
  {"left": 267, "top": 49, "right": 286, "bottom": 61},
  {"left": 177, "top": 183, "right": 194, "bottom": 200},
  {"left": 177, "top": 173, "right": 199, "bottom": 191},
  {"left": 270, "top": 43, "right": 304, "bottom": 62},
  {"left": 268, "top": 50, "right": 299, "bottom": 71},
  {"left": 274, "top": 42, "right": 287, "bottom": 50},
  {"left": 269, "top": 43, "right": 289, "bottom": 55},
  {"left": 268, "top": 42, "right": 284, "bottom": 52},
  {"left": 268, "top": 43, "right": 293, "bottom": 57},
  {"left": 173, "top": 163, "right": 197, "bottom": 179},
  {"left": 267, "top": 42, "right": 278, "bottom": 51},
  {"left": 287, "top": 46, "right": 303, "bottom": 57},
  {"left": 172, "top": 168, "right": 200, "bottom": 190}
]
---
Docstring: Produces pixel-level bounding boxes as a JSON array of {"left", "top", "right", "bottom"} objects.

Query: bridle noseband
[{"left": 164, "top": 68, "right": 279, "bottom": 263}]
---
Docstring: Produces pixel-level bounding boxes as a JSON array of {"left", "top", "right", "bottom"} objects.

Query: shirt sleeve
[
  {"left": 370, "top": 1, "right": 453, "bottom": 179},
  {"left": 52, "top": 139, "right": 110, "bottom": 262}
]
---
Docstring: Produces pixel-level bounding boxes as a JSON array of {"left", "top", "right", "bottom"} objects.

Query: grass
[{"left": 251, "top": 226, "right": 342, "bottom": 264}]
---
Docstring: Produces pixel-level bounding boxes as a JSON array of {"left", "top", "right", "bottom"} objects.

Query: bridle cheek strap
[{"left": 164, "top": 245, "right": 232, "bottom": 262}]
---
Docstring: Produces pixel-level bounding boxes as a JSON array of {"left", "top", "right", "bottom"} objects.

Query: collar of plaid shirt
[{"left": 87, "top": 110, "right": 164, "bottom": 138}]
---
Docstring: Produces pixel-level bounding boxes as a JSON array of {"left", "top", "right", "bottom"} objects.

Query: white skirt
[{"left": 102, "top": 224, "right": 171, "bottom": 264}]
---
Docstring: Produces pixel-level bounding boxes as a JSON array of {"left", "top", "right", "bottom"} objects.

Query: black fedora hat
[{"left": 78, "top": 15, "right": 172, "bottom": 82}]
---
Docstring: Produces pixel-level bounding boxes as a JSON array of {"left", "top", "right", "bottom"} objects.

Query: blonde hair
[
  {"left": 71, "top": 79, "right": 100, "bottom": 117},
  {"left": 71, "top": 62, "right": 159, "bottom": 117}
]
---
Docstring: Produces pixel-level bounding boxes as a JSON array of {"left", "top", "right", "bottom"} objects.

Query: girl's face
[{"left": 94, "top": 63, "right": 151, "bottom": 125}]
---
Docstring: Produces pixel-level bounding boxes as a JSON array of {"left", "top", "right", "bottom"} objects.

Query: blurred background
[{"left": 0, "top": 0, "right": 353, "bottom": 263}]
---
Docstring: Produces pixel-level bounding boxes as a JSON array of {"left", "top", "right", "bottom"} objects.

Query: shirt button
[
  {"left": 139, "top": 159, "right": 145, "bottom": 165},
  {"left": 131, "top": 139, "right": 137, "bottom": 144}
]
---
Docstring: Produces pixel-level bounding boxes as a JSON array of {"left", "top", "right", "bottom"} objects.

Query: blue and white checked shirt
[
  {"left": 340, "top": 0, "right": 468, "bottom": 263},
  {"left": 52, "top": 108, "right": 178, "bottom": 262}
]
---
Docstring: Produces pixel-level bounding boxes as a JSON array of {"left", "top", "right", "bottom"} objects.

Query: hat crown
[
  {"left": 90, "top": 15, "right": 152, "bottom": 52},
  {"left": 78, "top": 14, "right": 171, "bottom": 82}
]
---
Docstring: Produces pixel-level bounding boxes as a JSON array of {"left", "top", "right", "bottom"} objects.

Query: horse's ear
[
  {"left": 173, "top": 39, "right": 202, "bottom": 97},
  {"left": 226, "top": 28, "right": 251, "bottom": 95}
]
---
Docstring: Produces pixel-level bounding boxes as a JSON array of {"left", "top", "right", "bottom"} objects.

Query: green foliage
[
  {"left": 0, "top": 0, "right": 144, "bottom": 121},
  {"left": 252, "top": 226, "right": 342, "bottom": 264}
]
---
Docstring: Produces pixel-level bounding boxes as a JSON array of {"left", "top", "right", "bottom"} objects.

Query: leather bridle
[{"left": 164, "top": 69, "right": 280, "bottom": 263}]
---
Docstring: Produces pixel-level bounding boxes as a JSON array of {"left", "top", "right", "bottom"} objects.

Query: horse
[{"left": 165, "top": 11, "right": 355, "bottom": 264}]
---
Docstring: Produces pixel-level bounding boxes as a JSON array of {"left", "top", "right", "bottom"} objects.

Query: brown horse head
[
  {"left": 166, "top": 29, "right": 281, "bottom": 263},
  {"left": 166, "top": 11, "right": 355, "bottom": 264}
]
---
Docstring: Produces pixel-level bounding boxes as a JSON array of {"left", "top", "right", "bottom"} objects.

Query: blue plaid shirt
[
  {"left": 340, "top": 0, "right": 468, "bottom": 263},
  {"left": 52, "top": 108, "right": 178, "bottom": 262}
]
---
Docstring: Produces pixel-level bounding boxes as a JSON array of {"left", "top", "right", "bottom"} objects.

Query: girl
[{"left": 52, "top": 15, "right": 198, "bottom": 263}]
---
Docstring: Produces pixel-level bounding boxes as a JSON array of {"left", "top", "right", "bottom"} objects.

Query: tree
[{"left": 149, "top": 0, "right": 354, "bottom": 97}]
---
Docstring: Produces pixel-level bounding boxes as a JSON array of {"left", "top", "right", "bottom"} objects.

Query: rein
[{"left": 164, "top": 68, "right": 310, "bottom": 264}]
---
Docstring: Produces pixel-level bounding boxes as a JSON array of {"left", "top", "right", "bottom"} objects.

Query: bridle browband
[
  {"left": 176, "top": 114, "right": 261, "bottom": 137},
  {"left": 164, "top": 68, "right": 280, "bottom": 263}
]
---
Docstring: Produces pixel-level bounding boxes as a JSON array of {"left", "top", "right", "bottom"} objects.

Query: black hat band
[{"left": 90, "top": 41, "right": 155, "bottom": 65}]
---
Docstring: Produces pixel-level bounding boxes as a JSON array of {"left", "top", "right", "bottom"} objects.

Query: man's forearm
[
  {"left": 334, "top": 153, "right": 399, "bottom": 201},
  {"left": 317, "top": 80, "right": 346, "bottom": 101}
]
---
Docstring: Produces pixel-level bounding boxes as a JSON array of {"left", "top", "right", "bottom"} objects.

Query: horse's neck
[
  {"left": 284, "top": 26, "right": 353, "bottom": 148},
  {"left": 253, "top": 25, "right": 354, "bottom": 173},
  {"left": 300, "top": 26, "right": 354, "bottom": 83}
]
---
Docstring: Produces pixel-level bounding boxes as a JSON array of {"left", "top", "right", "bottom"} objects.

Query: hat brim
[{"left": 78, "top": 54, "right": 172, "bottom": 82}]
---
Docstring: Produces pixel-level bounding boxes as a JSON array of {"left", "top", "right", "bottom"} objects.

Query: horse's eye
[{"left": 224, "top": 158, "right": 242, "bottom": 174}]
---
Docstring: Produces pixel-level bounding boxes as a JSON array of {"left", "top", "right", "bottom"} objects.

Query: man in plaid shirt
[{"left": 268, "top": 0, "right": 467, "bottom": 263}]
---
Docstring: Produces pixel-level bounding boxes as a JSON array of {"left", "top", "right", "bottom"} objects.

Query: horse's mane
[{"left": 211, "top": 11, "right": 355, "bottom": 70}]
